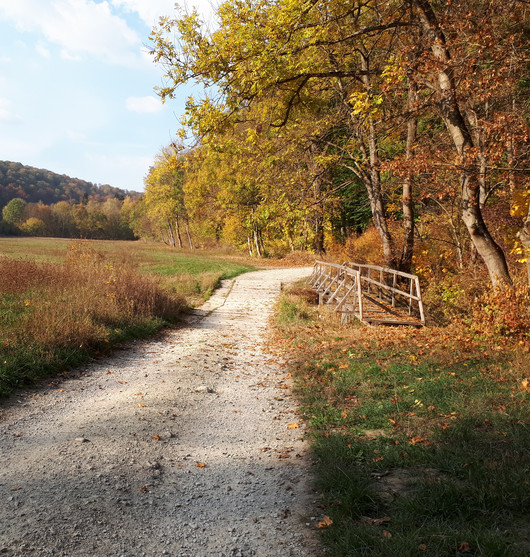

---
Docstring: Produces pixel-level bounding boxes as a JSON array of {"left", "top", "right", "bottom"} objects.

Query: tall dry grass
[{"left": 0, "top": 243, "right": 184, "bottom": 394}]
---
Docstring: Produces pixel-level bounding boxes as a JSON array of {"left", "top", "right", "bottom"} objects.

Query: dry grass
[
  {"left": 273, "top": 284, "right": 529, "bottom": 556},
  {"left": 0, "top": 243, "right": 185, "bottom": 395}
]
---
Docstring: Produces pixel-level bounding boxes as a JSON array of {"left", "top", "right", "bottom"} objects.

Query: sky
[{"left": 0, "top": 0, "right": 216, "bottom": 192}]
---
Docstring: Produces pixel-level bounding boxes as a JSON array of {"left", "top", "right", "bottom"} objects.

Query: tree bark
[
  {"left": 253, "top": 224, "right": 263, "bottom": 257},
  {"left": 175, "top": 215, "right": 183, "bottom": 248},
  {"left": 185, "top": 216, "right": 194, "bottom": 249},
  {"left": 167, "top": 219, "right": 176, "bottom": 247},
  {"left": 517, "top": 204, "right": 530, "bottom": 286},
  {"left": 360, "top": 52, "right": 396, "bottom": 269},
  {"left": 400, "top": 80, "right": 417, "bottom": 273},
  {"left": 413, "top": 0, "right": 512, "bottom": 287}
]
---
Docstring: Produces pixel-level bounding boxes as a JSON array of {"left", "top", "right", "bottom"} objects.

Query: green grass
[
  {"left": 274, "top": 289, "right": 530, "bottom": 557},
  {"left": 0, "top": 237, "right": 256, "bottom": 396},
  {"left": 0, "top": 237, "right": 256, "bottom": 303}
]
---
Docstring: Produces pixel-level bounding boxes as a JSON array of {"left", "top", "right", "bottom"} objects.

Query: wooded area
[
  {"left": 142, "top": 0, "right": 528, "bottom": 289},
  {"left": 0, "top": 161, "right": 140, "bottom": 239}
]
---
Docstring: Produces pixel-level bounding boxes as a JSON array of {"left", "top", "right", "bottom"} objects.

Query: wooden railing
[{"left": 309, "top": 261, "right": 425, "bottom": 326}]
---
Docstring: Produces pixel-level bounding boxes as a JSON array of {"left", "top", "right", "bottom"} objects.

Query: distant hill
[{"left": 0, "top": 160, "right": 141, "bottom": 209}]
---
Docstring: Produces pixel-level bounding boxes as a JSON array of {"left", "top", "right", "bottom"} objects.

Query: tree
[
  {"left": 411, "top": 0, "right": 514, "bottom": 286},
  {"left": 144, "top": 147, "right": 193, "bottom": 249},
  {"left": 2, "top": 198, "right": 26, "bottom": 226},
  {"left": 150, "top": 0, "right": 528, "bottom": 282},
  {"left": 20, "top": 217, "right": 46, "bottom": 236}
]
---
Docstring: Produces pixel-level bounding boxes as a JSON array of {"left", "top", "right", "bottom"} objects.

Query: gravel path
[{"left": 0, "top": 267, "right": 320, "bottom": 557}]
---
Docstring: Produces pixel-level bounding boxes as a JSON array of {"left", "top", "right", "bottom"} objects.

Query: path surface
[{"left": 0, "top": 267, "right": 320, "bottom": 557}]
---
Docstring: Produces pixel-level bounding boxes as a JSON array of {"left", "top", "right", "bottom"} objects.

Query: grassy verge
[
  {"left": 274, "top": 288, "right": 529, "bottom": 557},
  {"left": 0, "top": 238, "right": 256, "bottom": 396}
]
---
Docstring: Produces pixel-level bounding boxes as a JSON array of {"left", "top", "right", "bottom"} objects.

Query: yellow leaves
[
  {"left": 520, "top": 378, "right": 530, "bottom": 392},
  {"left": 510, "top": 190, "right": 530, "bottom": 217},
  {"left": 349, "top": 91, "right": 384, "bottom": 117},
  {"left": 138, "top": 403, "right": 147, "bottom": 408},
  {"left": 287, "top": 423, "right": 299, "bottom": 429}
]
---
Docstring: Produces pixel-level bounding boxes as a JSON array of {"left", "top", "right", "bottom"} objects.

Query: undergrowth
[{"left": 274, "top": 285, "right": 529, "bottom": 557}]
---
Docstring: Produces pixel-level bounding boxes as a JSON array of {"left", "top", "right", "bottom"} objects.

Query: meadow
[
  {"left": 274, "top": 287, "right": 529, "bottom": 557},
  {"left": 0, "top": 237, "right": 255, "bottom": 396}
]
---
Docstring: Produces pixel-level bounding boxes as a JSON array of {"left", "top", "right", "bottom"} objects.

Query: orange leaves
[
  {"left": 408, "top": 435, "right": 432, "bottom": 446},
  {"left": 152, "top": 434, "right": 161, "bottom": 441},
  {"left": 196, "top": 462, "right": 206, "bottom": 468},
  {"left": 317, "top": 515, "right": 333, "bottom": 529},
  {"left": 287, "top": 423, "right": 299, "bottom": 429}
]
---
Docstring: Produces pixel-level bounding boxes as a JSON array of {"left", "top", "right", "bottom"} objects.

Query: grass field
[
  {"left": 0, "top": 237, "right": 256, "bottom": 396},
  {"left": 274, "top": 287, "right": 529, "bottom": 557}
]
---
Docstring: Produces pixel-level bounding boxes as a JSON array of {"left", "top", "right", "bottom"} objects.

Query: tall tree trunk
[
  {"left": 185, "top": 216, "right": 194, "bottom": 249},
  {"left": 414, "top": 0, "right": 512, "bottom": 287},
  {"left": 308, "top": 143, "right": 326, "bottom": 255},
  {"left": 466, "top": 109, "right": 487, "bottom": 207},
  {"left": 175, "top": 215, "right": 183, "bottom": 248},
  {"left": 360, "top": 51, "right": 396, "bottom": 269},
  {"left": 253, "top": 224, "right": 263, "bottom": 257},
  {"left": 167, "top": 219, "right": 176, "bottom": 247},
  {"left": 517, "top": 204, "right": 530, "bottom": 287},
  {"left": 400, "top": 80, "right": 418, "bottom": 273}
]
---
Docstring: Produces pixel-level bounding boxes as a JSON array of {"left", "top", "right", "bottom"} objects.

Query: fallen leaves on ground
[{"left": 317, "top": 515, "right": 333, "bottom": 529}]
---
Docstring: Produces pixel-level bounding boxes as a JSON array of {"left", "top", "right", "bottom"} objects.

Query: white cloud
[
  {"left": 111, "top": 0, "right": 218, "bottom": 27},
  {"left": 110, "top": 0, "right": 177, "bottom": 27},
  {"left": 0, "top": 97, "right": 21, "bottom": 123},
  {"left": 36, "top": 42, "right": 51, "bottom": 59},
  {"left": 0, "top": 0, "right": 143, "bottom": 66},
  {"left": 126, "top": 95, "right": 164, "bottom": 113}
]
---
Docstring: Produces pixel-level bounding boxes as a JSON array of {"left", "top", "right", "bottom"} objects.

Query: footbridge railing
[{"left": 309, "top": 261, "right": 425, "bottom": 326}]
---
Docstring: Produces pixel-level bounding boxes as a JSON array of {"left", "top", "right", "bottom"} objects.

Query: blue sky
[{"left": 0, "top": 0, "right": 215, "bottom": 192}]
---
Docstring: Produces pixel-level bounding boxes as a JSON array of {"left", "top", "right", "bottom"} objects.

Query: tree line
[
  {"left": 0, "top": 161, "right": 143, "bottom": 241},
  {"left": 0, "top": 160, "right": 139, "bottom": 207},
  {"left": 141, "top": 0, "right": 528, "bottom": 287}
]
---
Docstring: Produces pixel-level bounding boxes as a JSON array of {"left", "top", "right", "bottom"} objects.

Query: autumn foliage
[{"left": 144, "top": 0, "right": 528, "bottom": 299}]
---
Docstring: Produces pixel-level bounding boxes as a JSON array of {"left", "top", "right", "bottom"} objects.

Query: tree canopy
[{"left": 146, "top": 0, "right": 529, "bottom": 286}]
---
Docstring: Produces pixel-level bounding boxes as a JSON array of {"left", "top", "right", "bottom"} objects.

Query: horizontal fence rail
[{"left": 309, "top": 261, "right": 425, "bottom": 326}]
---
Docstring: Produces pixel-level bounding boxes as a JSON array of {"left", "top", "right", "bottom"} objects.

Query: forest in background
[{"left": 0, "top": 160, "right": 141, "bottom": 240}]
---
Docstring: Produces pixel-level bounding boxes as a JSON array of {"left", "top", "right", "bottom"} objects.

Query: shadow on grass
[{"left": 310, "top": 405, "right": 529, "bottom": 557}]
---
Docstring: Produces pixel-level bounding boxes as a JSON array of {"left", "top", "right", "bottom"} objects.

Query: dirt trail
[{"left": 0, "top": 267, "right": 320, "bottom": 557}]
